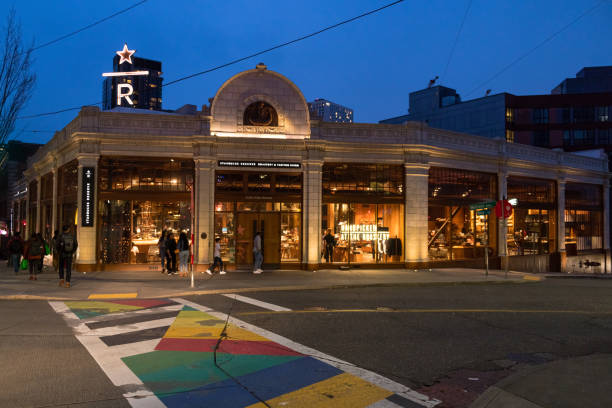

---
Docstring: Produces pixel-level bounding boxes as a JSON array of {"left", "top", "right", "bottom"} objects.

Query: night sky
[{"left": 4, "top": 0, "right": 612, "bottom": 144}]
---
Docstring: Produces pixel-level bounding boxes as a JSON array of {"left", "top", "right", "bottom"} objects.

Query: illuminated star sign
[{"left": 116, "top": 43, "right": 135, "bottom": 64}]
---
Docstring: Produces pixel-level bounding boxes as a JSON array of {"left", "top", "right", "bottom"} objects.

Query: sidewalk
[
  {"left": 470, "top": 353, "right": 612, "bottom": 408},
  {"left": 0, "top": 265, "right": 539, "bottom": 300}
]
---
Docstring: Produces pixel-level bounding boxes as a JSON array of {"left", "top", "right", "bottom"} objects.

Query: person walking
[
  {"left": 323, "top": 229, "right": 335, "bottom": 263},
  {"left": 177, "top": 232, "right": 190, "bottom": 277},
  {"left": 206, "top": 237, "right": 225, "bottom": 275},
  {"left": 26, "top": 233, "right": 45, "bottom": 281},
  {"left": 7, "top": 232, "right": 24, "bottom": 275},
  {"left": 165, "top": 232, "right": 177, "bottom": 275},
  {"left": 57, "top": 225, "right": 78, "bottom": 288},
  {"left": 158, "top": 230, "right": 168, "bottom": 273},
  {"left": 51, "top": 230, "right": 59, "bottom": 274},
  {"left": 253, "top": 231, "right": 263, "bottom": 274}
]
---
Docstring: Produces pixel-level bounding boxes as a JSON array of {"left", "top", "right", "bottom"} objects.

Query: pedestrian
[
  {"left": 26, "top": 233, "right": 45, "bottom": 281},
  {"left": 207, "top": 237, "right": 225, "bottom": 275},
  {"left": 253, "top": 231, "right": 263, "bottom": 274},
  {"left": 158, "top": 230, "right": 168, "bottom": 273},
  {"left": 166, "top": 232, "right": 177, "bottom": 275},
  {"left": 51, "top": 230, "right": 59, "bottom": 274},
  {"left": 177, "top": 232, "right": 190, "bottom": 277},
  {"left": 7, "top": 231, "right": 24, "bottom": 275},
  {"left": 323, "top": 229, "right": 335, "bottom": 263},
  {"left": 57, "top": 225, "right": 78, "bottom": 288}
]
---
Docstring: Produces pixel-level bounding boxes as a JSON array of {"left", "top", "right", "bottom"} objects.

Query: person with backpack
[
  {"left": 7, "top": 232, "right": 24, "bottom": 275},
  {"left": 51, "top": 230, "right": 59, "bottom": 274},
  {"left": 57, "top": 225, "right": 78, "bottom": 288},
  {"left": 177, "top": 232, "right": 190, "bottom": 277},
  {"left": 158, "top": 230, "right": 168, "bottom": 274},
  {"left": 206, "top": 237, "right": 225, "bottom": 275},
  {"left": 165, "top": 232, "right": 177, "bottom": 275},
  {"left": 25, "top": 233, "right": 45, "bottom": 281}
]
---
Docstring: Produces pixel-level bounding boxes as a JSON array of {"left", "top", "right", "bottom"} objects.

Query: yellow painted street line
[
  {"left": 88, "top": 293, "right": 138, "bottom": 299},
  {"left": 237, "top": 308, "right": 612, "bottom": 316},
  {"left": 523, "top": 275, "right": 542, "bottom": 281}
]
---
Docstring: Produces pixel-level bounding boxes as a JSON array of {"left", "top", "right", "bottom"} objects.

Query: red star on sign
[{"left": 116, "top": 43, "right": 135, "bottom": 64}]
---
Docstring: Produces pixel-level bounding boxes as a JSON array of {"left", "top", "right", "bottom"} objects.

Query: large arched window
[{"left": 243, "top": 101, "right": 278, "bottom": 126}]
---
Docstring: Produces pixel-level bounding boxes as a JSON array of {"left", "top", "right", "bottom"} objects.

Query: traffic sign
[
  {"left": 495, "top": 199, "right": 513, "bottom": 218},
  {"left": 469, "top": 200, "right": 497, "bottom": 210}
]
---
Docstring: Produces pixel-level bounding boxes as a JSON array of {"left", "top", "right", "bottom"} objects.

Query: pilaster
[
  {"left": 76, "top": 154, "right": 99, "bottom": 267},
  {"left": 35, "top": 176, "right": 42, "bottom": 233},
  {"left": 303, "top": 160, "right": 323, "bottom": 268},
  {"left": 51, "top": 166, "right": 58, "bottom": 235},
  {"left": 603, "top": 178, "right": 610, "bottom": 250},
  {"left": 404, "top": 162, "right": 429, "bottom": 263},
  {"left": 194, "top": 158, "right": 215, "bottom": 267}
]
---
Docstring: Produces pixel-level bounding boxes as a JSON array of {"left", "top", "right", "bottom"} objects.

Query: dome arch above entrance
[{"left": 210, "top": 64, "right": 310, "bottom": 139}]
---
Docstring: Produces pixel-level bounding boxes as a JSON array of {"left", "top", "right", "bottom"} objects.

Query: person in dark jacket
[
  {"left": 323, "top": 229, "right": 335, "bottom": 263},
  {"left": 7, "top": 232, "right": 24, "bottom": 275},
  {"left": 165, "top": 232, "right": 177, "bottom": 275},
  {"left": 26, "top": 233, "right": 45, "bottom": 281},
  {"left": 158, "top": 230, "right": 168, "bottom": 273},
  {"left": 57, "top": 225, "right": 78, "bottom": 288}
]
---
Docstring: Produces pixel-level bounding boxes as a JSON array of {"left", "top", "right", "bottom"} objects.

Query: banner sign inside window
[
  {"left": 81, "top": 167, "right": 95, "bottom": 227},
  {"left": 218, "top": 160, "right": 301, "bottom": 169}
]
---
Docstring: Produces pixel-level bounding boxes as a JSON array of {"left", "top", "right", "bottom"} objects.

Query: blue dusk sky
[{"left": 4, "top": 0, "right": 612, "bottom": 144}]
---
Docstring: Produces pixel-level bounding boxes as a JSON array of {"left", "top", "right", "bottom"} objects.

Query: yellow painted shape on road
[
  {"left": 88, "top": 293, "right": 138, "bottom": 299},
  {"left": 237, "top": 308, "right": 612, "bottom": 316},
  {"left": 163, "top": 310, "right": 270, "bottom": 341},
  {"left": 523, "top": 275, "right": 542, "bottom": 281},
  {"left": 246, "top": 372, "right": 393, "bottom": 408},
  {"left": 65, "top": 301, "right": 141, "bottom": 313}
]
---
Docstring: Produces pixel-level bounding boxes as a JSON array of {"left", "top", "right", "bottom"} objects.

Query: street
[{"left": 1, "top": 278, "right": 611, "bottom": 407}]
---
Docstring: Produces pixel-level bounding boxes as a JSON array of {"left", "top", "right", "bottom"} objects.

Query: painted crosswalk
[{"left": 50, "top": 297, "right": 440, "bottom": 407}]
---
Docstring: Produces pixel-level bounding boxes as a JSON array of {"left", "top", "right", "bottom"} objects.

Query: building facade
[
  {"left": 308, "top": 98, "right": 354, "bottom": 123},
  {"left": 552, "top": 66, "right": 612, "bottom": 95},
  {"left": 23, "top": 65, "right": 610, "bottom": 273}
]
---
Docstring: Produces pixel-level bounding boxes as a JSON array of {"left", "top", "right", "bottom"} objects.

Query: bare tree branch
[{"left": 0, "top": 8, "right": 36, "bottom": 146}]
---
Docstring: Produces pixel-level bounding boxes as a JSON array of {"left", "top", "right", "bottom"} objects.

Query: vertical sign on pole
[{"left": 81, "top": 167, "right": 95, "bottom": 227}]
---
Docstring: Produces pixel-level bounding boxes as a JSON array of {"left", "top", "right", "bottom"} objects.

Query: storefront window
[
  {"left": 323, "top": 164, "right": 403, "bottom": 196},
  {"left": 98, "top": 157, "right": 193, "bottom": 192},
  {"left": 321, "top": 203, "right": 404, "bottom": 264},
  {"left": 564, "top": 183, "right": 603, "bottom": 252},
  {"left": 506, "top": 176, "right": 556, "bottom": 255},
  {"left": 214, "top": 201, "right": 301, "bottom": 265},
  {"left": 99, "top": 200, "right": 191, "bottom": 264},
  {"left": 428, "top": 167, "right": 497, "bottom": 260}
]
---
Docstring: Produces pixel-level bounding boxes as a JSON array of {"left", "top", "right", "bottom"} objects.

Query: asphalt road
[
  {"left": 1, "top": 279, "right": 611, "bottom": 408},
  {"left": 186, "top": 279, "right": 612, "bottom": 407}
]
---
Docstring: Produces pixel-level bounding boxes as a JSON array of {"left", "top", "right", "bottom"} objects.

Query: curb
[{"left": 0, "top": 278, "right": 533, "bottom": 301}]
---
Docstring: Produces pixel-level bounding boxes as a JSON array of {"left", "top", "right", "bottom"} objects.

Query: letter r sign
[{"left": 117, "top": 83, "right": 134, "bottom": 105}]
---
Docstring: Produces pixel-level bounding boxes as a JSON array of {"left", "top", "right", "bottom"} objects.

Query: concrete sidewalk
[
  {"left": 0, "top": 264, "right": 539, "bottom": 300},
  {"left": 470, "top": 353, "right": 612, "bottom": 408}
]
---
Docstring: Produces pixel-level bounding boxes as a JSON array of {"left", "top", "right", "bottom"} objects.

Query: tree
[{"left": 0, "top": 9, "right": 36, "bottom": 147}]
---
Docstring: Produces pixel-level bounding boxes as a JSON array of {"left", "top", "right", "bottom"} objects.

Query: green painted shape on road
[
  {"left": 182, "top": 305, "right": 198, "bottom": 311},
  {"left": 122, "top": 350, "right": 301, "bottom": 396}
]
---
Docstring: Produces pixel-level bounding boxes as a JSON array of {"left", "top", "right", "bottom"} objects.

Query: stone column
[
  {"left": 35, "top": 176, "right": 42, "bottom": 233},
  {"left": 51, "top": 167, "right": 58, "bottom": 235},
  {"left": 194, "top": 158, "right": 215, "bottom": 269},
  {"left": 497, "top": 170, "right": 508, "bottom": 257},
  {"left": 404, "top": 163, "right": 429, "bottom": 263},
  {"left": 557, "top": 179, "right": 566, "bottom": 253},
  {"left": 303, "top": 160, "right": 323, "bottom": 269},
  {"left": 76, "top": 155, "right": 99, "bottom": 270}
]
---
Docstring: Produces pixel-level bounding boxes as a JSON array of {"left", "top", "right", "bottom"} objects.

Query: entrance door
[{"left": 235, "top": 213, "right": 281, "bottom": 267}]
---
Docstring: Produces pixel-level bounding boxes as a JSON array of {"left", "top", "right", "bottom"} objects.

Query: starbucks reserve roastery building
[{"left": 19, "top": 65, "right": 610, "bottom": 273}]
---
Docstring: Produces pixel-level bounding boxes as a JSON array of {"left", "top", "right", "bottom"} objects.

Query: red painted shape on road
[
  {"left": 155, "top": 337, "right": 303, "bottom": 356},
  {"left": 109, "top": 299, "right": 172, "bottom": 308}
]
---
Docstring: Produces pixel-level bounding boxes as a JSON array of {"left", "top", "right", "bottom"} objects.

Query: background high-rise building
[
  {"left": 102, "top": 55, "right": 163, "bottom": 111},
  {"left": 308, "top": 98, "right": 353, "bottom": 123},
  {"left": 552, "top": 66, "right": 612, "bottom": 95}
]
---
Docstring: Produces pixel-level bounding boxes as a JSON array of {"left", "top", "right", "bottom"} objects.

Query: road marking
[
  {"left": 523, "top": 275, "right": 542, "bottom": 281},
  {"left": 49, "top": 300, "right": 164, "bottom": 408},
  {"left": 173, "top": 297, "right": 440, "bottom": 407},
  {"left": 222, "top": 293, "right": 292, "bottom": 311},
  {"left": 89, "top": 292, "right": 138, "bottom": 299},
  {"left": 236, "top": 308, "right": 612, "bottom": 316}
]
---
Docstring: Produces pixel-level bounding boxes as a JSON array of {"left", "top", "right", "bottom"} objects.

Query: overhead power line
[
  {"left": 17, "top": 0, "right": 405, "bottom": 120},
  {"left": 440, "top": 0, "right": 473, "bottom": 82},
  {"left": 28, "top": 0, "right": 149, "bottom": 54},
  {"left": 465, "top": 0, "right": 607, "bottom": 97}
]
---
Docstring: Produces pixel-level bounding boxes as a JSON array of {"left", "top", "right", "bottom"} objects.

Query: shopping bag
[
  {"left": 44, "top": 243, "right": 50, "bottom": 255},
  {"left": 20, "top": 258, "right": 28, "bottom": 270}
]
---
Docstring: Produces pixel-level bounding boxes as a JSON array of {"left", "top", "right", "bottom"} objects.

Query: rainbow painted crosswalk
[{"left": 50, "top": 298, "right": 439, "bottom": 408}]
